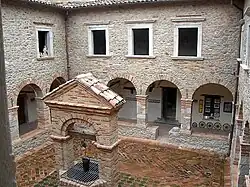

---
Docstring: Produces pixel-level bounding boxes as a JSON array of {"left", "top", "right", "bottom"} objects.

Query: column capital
[
  {"left": 8, "top": 105, "right": 19, "bottom": 111},
  {"left": 180, "top": 98, "right": 193, "bottom": 102},
  {"left": 50, "top": 135, "right": 71, "bottom": 142},
  {"left": 136, "top": 95, "right": 148, "bottom": 99}
]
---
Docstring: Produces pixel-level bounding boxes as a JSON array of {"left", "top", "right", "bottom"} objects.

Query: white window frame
[
  {"left": 127, "top": 23, "right": 153, "bottom": 57},
  {"left": 88, "top": 25, "right": 109, "bottom": 56},
  {"left": 173, "top": 23, "right": 202, "bottom": 58},
  {"left": 246, "top": 24, "right": 250, "bottom": 67},
  {"left": 36, "top": 27, "right": 53, "bottom": 58}
]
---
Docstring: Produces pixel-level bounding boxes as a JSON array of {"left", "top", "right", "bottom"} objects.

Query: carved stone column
[
  {"left": 8, "top": 106, "right": 19, "bottom": 140},
  {"left": 180, "top": 99, "right": 192, "bottom": 133},
  {"left": 136, "top": 95, "right": 148, "bottom": 127}
]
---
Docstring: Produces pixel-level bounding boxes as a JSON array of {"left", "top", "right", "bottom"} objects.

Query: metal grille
[{"left": 61, "top": 159, "right": 99, "bottom": 186}]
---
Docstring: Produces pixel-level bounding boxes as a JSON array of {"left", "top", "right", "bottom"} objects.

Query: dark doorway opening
[
  {"left": 17, "top": 94, "right": 28, "bottom": 124},
  {"left": 162, "top": 87, "right": 177, "bottom": 120}
]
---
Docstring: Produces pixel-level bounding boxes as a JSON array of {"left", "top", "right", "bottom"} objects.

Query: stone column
[
  {"left": 136, "top": 95, "right": 148, "bottom": 127},
  {"left": 36, "top": 97, "right": 50, "bottom": 128},
  {"left": 96, "top": 142, "right": 119, "bottom": 187},
  {"left": 237, "top": 124, "right": 250, "bottom": 187},
  {"left": 232, "top": 119, "right": 243, "bottom": 165},
  {"left": 180, "top": 99, "right": 192, "bottom": 133},
  {"left": 51, "top": 135, "right": 74, "bottom": 170},
  {"left": 8, "top": 106, "right": 19, "bottom": 140}
]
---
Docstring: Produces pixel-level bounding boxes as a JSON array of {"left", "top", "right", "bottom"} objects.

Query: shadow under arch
[
  {"left": 191, "top": 83, "right": 233, "bottom": 133},
  {"left": 146, "top": 80, "right": 182, "bottom": 124},
  {"left": 107, "top": 78, "right": 137, "bottom": 121}
]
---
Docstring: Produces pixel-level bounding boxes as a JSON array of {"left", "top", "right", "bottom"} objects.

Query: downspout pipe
[
  {"left": 65, "top": 9, "right": 70, "bottom": 80},
  {"left": 0, "top": 1, "right": 16, "bottom": 186},
  {"left": 228, "top": 2, "right": 243, "bottom": 156}
]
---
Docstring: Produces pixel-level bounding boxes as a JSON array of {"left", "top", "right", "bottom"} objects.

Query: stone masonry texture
[
  {"left": 2, "top": 0, "right": 68, "bottom": 108},
  {"left": 67, "top": 0, "right": 241, "bottom": 97}
]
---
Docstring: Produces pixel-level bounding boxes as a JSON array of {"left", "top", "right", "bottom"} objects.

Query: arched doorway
[
  {"left": 108, "top": 78, "right": 137, "bottom": 121},
  {"left": 191, "top": 83, "right": 233, "bottom": 133},
  {"left": 49, "top": 77, "right": 66, "bottom": 91},
  {"left": 17, "top": 84, "right": 43, "bottom": 136},
  {"left": 146, "top": 80, "right": 181, "bottom": 124}
]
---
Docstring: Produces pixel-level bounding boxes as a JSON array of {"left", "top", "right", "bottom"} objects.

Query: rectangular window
[
  {"left": 173, "top": 24, "right": 202, "bottom": 58},
  {"left": 133, "top": 28, "right": 149, "bottom": 55},
  {"left": 127, "top": 23, "right": 153, "bottom": 57},
  {"left": 88, "top": 25, "right": 109, "bottom": 56},
  {"left": 204, "top": 96, "right": 221, "bottom": 118},
  {"left": 92, "top": 30, "right": 106, "bottom": 55},
  {"left": 36, "top": 28, "right": 53, "bottom": 58},
  {"left": 178, "top": 28, "right": 198, "bottom": 56}
]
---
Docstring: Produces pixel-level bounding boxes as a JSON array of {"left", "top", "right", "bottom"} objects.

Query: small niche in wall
[{"left": 223, "top": 102, "right": 232, "bottom": 113}]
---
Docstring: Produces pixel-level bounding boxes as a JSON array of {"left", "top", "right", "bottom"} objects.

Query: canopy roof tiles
[{"left": 43, "top": 73, "right": 125, "bottom": 109}]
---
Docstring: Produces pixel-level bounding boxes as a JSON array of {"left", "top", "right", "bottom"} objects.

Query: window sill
[
  {"left": 86, "top": 55, "right": 111, "bottom": 58},
  {"left": 125, "top": 55, "right": 156, "bottom": 59},
  {"left": 37, "top": 56, "right": 55, "bottom": 61},
  {"left": 240, "top": 64, "right": 250, "bottom": 72},
  {"left": 171, "top": 56, "right": 204, "bottom": 61}
]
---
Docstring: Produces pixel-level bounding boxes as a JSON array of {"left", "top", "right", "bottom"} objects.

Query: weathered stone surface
[{"left": 12, "top": 129, "right": 51, "bottom": 157}]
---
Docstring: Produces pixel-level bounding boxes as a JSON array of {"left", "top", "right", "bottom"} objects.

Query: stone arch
[
  {"left": 49, "top": 77, "right": 67, "bottom": 92},
  {"left": 106, "top": 73, "right": 140, "bottom": 94},
  {"left": 191, "top": 78, "right": 235, "bottom": 99},
  {"left": 17, "top": 83, "right": 45, "bottom": 135},
  {"left": 191, "top": 83, "right": 233, "bottom": 132},
  {"left": 145, "top": 79, "right": 182, "bottom": 123},
  {"left": 144, "top": 74, "right": 184, "bottom": 97},
  {"left": 107, "top": 77, "right": 137, "bottom": 121},
  {"left": 192, "top": 83, "right": 233, "bottom": 100},
  {"left": 12, "top": 78, "right": 47, "bottom": 106},
  {"left": 47, "top": 73, "right": 68, "bottom": 92},
  {"left": 60, "top": 117, "right": 97, "bottom": 136}
]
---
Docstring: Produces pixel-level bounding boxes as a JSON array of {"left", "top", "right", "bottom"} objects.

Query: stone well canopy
[{"left": 43, "top": 73, "right": 125, "bottom": 112}]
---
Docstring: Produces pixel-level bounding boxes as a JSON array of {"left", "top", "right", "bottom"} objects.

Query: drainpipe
[
  {"left": 0, "top": 1, "right": 16, "bottom": 186},
  {"left": 65, "top": 9, "right": 70, "bottom": 80},
  {"left": 228, "top": 2, "right": 243, "bottom": 156}
]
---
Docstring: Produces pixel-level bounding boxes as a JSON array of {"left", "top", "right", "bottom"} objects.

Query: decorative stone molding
[
  {"left": 94, "top": 139, "right": 120, "bottom": 150},
  {"left": 50, "top": 135, "right": 71, "bottom": 142},
  {"left": 171, "top": 17, "right": 206, "bottom": 22},
  {"left": 124, "top": 19, "right": 157, "bottom": 24}
]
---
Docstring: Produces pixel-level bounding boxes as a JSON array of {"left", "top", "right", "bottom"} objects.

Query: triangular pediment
[{"left": 43, "top": 73, "right": 125, "bottom": 110}]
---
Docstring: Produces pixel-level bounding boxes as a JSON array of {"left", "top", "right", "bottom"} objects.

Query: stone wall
[
  {"left": 67, "top": 0, "right": 240, "bottom": 97},
  {"left": 2, "top": 0, "right": 67, "bottom": 140},
  {"left": 15, "top": 142, "right": 56, "bottom": 187},
  {"left": 12, "top": 129, "right": 51, "bottom": 157}
]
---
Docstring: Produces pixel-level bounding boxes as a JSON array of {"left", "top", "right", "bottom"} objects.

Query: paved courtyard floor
[{"left": 35, "top": 138, "right": 226, "bottom": 187}]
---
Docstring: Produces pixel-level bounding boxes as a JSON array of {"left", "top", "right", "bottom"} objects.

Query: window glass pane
[
  {"left": 178, "top": 28, "right": 198, "bottom": 56},
  {"left": 38, "top": 31, "right": 47, "bottom": 53},
  {"left": 133, "top": 28, "right": 149, "bottom": 55},
  {"left": 204, "top": 96, "right": 221, "bottom": 118},
  {"left": 92, "top": 30, "right": 106, "bottom": 55}
]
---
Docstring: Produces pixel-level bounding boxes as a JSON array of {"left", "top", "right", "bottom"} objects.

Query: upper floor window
[
  {"left": 246, "top": 25, "right": 250, "bottom": 66},
  {"left": 127, "top": 24, "right": 153, "bottom": 57},
  {"left": 88, "top": 25, "right": 109, "bottom": 56},
  {"left": 36, "top": 27, "right": 53, "bottom": 58},
  {"left": 173, "top": 23, "right": 202, "bottom": 58}
]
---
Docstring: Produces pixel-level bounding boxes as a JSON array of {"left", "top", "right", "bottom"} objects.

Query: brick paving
[{"left": 34, "top": 139, "right": 227, "bottom": 187}]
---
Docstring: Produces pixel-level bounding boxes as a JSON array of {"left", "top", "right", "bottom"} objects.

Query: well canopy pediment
[{"left": 43, "top": 73, "right": 125, "bottom": 110}]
